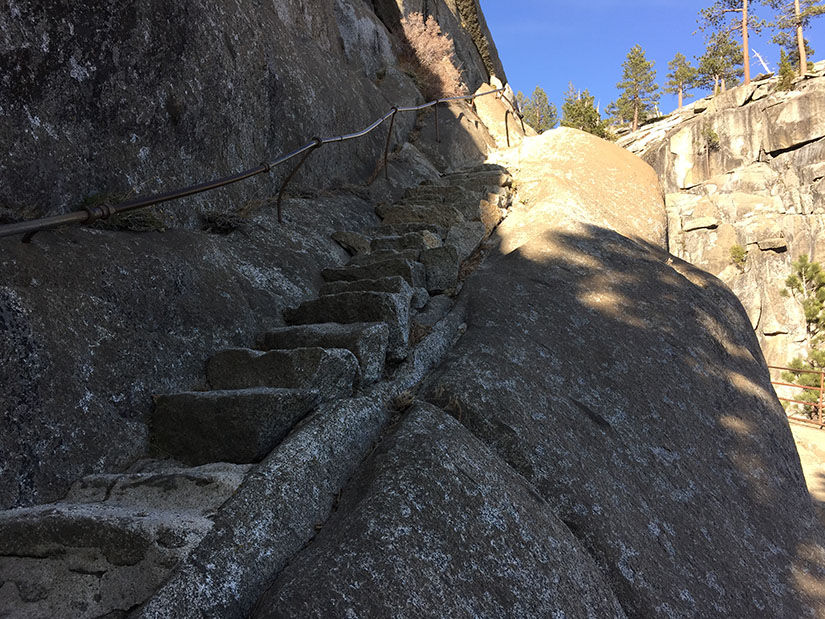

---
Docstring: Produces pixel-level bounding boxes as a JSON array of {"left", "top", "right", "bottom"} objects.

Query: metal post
[
  {"left": 277, "top": 138, "right": 322, "bottom": 224},
  {"left": 504, "top": 111, "right": 511, "bottom": 148},
  {"left": 819, "top": 369, "right": 824, "bottom": 426},
  {"left": 383, "top": 108, "right": 398, "bottom": 182},
  {"left": 434, "top": 102, "right": 440, "bottom": 143}
]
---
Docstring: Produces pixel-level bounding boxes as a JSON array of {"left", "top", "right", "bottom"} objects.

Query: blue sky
[{"left": 479, "top": 0, "right": 825, "bottom": 115}]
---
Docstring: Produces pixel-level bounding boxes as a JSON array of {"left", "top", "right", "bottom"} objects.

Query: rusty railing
[
  {"left": 0, "top": 87, "right": 521, "bottom": 241},
  {"left": 769, "top": 365, "right": 825, "bottom": 429}
]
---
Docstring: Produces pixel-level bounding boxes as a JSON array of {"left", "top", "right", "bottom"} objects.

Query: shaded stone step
[
  {"left": 420, "top": 246, "right": 459, "bottom": 293},
  {"left": 413, "top": 294, "right": 454, "bottom": 329},
  {"left": 403, "top": 184, "right": 468, "bottom": 202},
  {"left": 0, "top": 502, "right": 213, "bottom": 619},
  {"left": 65, "top": 461, "right": 252, "bottom": 514},
  {"left": 370, "top": 231, "right": 442, "bottom": 252},
  {"left": 255, "top": 323, "right": 389, "bottom": 386},
  {"left": 152, "top": 388, "right": 320, "bottom": 465},
  {"left": 206, "top": 347, "right": 357, "bottom": 400},
  {"left": 369, "top": 222, "right": 447, "bottom": 239},
  {"left": 375, "top": 203, "right": 465, "bottom": 228},
  {"left": 443, "top": 170, "right": 512, "bottom": 188},
  {"left": 330, "top": 230, "right": 370, "bottom": 255},
  {"left": 319, "top": 276, "right": 428, "bottom": 310},
  {"left": 322, "top": 258, "right": 425, "bottom": 289},
  {"left": 348, "top": 248, "right": 420, "bottom": 267},
  {"left": 446, "top": 221, "right": 486, "bottom": 261},
  {"left": 284, "top": 291, "right": 411, "bottom": 361}
]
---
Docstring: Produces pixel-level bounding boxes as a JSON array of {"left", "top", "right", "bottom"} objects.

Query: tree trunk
[
  {"left": 795, "top": 0, "right": 807, "bottom": 77},
  {"left": 742, "top": 0, "right": 751, "bottom": 85},
  {"left": 678, "top": 85, "right": 683, "bottom": 110},
  {"left": 721, "top": 77, "right": 727, "bottom": 93},
  {"left": 714, "top": 75, "right": 720, "bottom": 96},
  {"left": 632, "top": 104, "right": 639, "bottom": 133}
]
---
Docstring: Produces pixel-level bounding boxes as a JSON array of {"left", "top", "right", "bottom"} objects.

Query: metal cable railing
[
  {"left": 769, "top": 364, "right": 825, "bottom": 429},
  {"left": 0, "top": 87, "right": 521, "bottom": 241}
]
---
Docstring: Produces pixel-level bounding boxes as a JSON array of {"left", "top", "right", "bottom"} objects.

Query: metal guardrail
[
  {"left": 0, "top": 87, "right": 521, "bottom": 241},
  {"left": 769, "top": 365, "right": 825, "bottom": 429}
]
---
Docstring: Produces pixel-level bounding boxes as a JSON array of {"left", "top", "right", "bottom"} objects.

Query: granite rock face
[
  {"left": 252, "top": 403, "right": 627, "bottom": 619},
  {"left": 619, "top": 68, "right": 825, "bottom": 365},
  {"left": 0, "top": 0, "right": 507, "bottom": 226},
  {"left": 0, "top": 0, "right": 508, "bottom": 511},
  {"left": 410, "top": 130, "right": 825, "bottom": 617}
]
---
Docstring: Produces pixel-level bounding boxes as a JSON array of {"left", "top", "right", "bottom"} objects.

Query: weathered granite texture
[
  {"left": 252, "top": 403, "right": 627, "bottom": 619},
  {"left": 0, "top": 0, "right": 509, "bottom": 510},
  {"left": 405, "top": 129, "right": 825, "bottom": 617},
  {"left": 0, "top": 0, "right": 507, "bottom": 226},
  {"left": 619, "top": 66, "right": 825, "bottom": 365}
]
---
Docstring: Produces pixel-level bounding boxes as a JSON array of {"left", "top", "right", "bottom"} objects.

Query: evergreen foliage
[
  {"left": 517, "top": 86, "right": 558, "bottom": 133},
  {"left": 776, "top": 49, "right": 797, "bottom": 90},
  {"left": 781, "top": 254, "right": 825, "bottom": 419},
  {"left": 665, "top": 53, "right": 698, "bottom": 110},
  {"left": 560, "top": 83, "right": 609, "bottom": 139},
  {"left": 698, "top": 0, "right": 764, "bottom": 85},
  {"left": 613, "top": 45, "right": 660, "bottom": 132},
  {"left": 730, "top": 244, "right": 747, "bottom": 271},
  {"left": 763, "top": 0, "right": 825, "bottom": 75},
  {"left": 695, "top": 30, "right": 744, "bottom": 94}
]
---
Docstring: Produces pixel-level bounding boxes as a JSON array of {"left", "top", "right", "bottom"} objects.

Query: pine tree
[
  {"left": 695, "top": 30, "right": 744, "bottom": 94},
  {"left": 781, "top": 254, "right": 825, "bottom": 419},
  {"left": 698, "top": 0, "right": 764, "bottom": 85},
  {"left": 776, "top": 49, "right": 797, "bottom": 89},
  {"left": 614, "top": 45, "right": 660, "bottom": 132},
  {"left": 764, "top": 0, "right": 824, "bottom": 76},
  {"left": 519, "top": 86, "right": 558, "bottom": 133},
  {"left": 665, "top": 53, "right": 698, "bottom": 110},
  {"left": 560, "top": 83, "right": 608, "bottom": 139}
]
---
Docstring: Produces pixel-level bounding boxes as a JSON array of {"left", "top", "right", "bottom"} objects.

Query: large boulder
[
  {"left": 252, "top": 403, "right": 627, "bottom": 618},
  {"left": 419, "top": 129, "right": 825, "bottom": 617}
]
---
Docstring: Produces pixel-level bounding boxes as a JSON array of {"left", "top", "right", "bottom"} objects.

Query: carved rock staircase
[{"left": 0, "top": 164, "right": 513, "bottom": 619}]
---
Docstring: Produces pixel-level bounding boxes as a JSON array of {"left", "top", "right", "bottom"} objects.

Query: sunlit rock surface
[{"left": 620, "top": 66, "right": 825, "bottom": 366}]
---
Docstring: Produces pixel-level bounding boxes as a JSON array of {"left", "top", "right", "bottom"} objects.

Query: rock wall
[
  {"left": 0, "top": 0, "right": 501, "bottom": 227},
  {"left": 0, "top": 0, "right": 518, "bottom": 510},
  {"left": 620, "top": 63, "right": 825, "bottom": 365}
]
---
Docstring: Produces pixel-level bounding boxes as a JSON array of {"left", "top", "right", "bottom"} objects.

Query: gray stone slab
[
  {"left": 368, "top": 222, "right": 447, "bottom": 239},
  {"left": 132, "top": 396, "right": 390, "bottom": 619},
  {"left": 255, "top": 323, "right": 388, "bottom": 386},
  {"left": 413, "top": 294, "right": 453, "bottom": 329},
  {"left": 330, "top": 230, "right": 371, "bottom": 255},
  {"left": 151, "top": 389, "right": 320, "bottom": 465},
  {"left": 319, "top": 275, "right": 412, "bottom": 297},
  {"left": 284, "top": 291, "right": 411, "bottom": 361},
  {"left": 321, "top": 259, "right": 425, "bottom": 289},
  {"left": 446, "top": 221, "right": 486, "bottom": 261},
  {"left": 370, "top": 231, "right": 442, "bottom": 252},
  {"left": 420, "top": 246, "right": 459, "bottom": 293},
  {"left": 375, "top": 203, "right": 465, "bottom": 228},
  {"left": 0, "top": 502, "right": 213, "bottom": 619},
  {"left": 206, "top": 347, "right": 357, "bottom": 401},
  {"left": 348, "top": 248, "right": 420, "bottom": 266}
]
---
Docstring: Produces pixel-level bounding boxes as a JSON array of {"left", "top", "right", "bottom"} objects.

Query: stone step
[
  {"left": 151, "top": 388, "right": 320, "bottom": 465},
  {"left": 330, "top": 230, "right": 371, "bottom": 255},
  {"left": 375, "top": 203, "right": 465, "bottom": 229},
  {"left": 370, "top": 231, "right": 442, "bottom": 252},
  {"left": 64, "top": 461, "right": 252, "bottom": 514},
  {"left": 284, "top": 290, "right": 412, "bottom": 361},
  {"left": 403, "top": 184, "right": 468, "bottom": 202},
  {"left": 369, "top": 222, "right": 447, "bottom": 239},
  {"left": 319, "top": 276, "right": 428, "bottom": 310},
  {"left": 0, "top": 502, "right": 213, "bottom": 619},
  {"left": 442, "top": 169, "right": 512, "bottom": 188},
  {"left": 413, "top": 294, "right": 454, "bottom": 329},
  {"left": 321, "top": 258, "right": 425, "bottom": 289},
  {"left": 348, "top": 248, "right": 420, "bottom": 267},
  {"left": 420, "top": 246, "right": 459, "bottom": 294},
  {"left": 206, "top": 347, "right": 357, "bottom": 400},
  {"left": 255, "top": 323, "right": 389, "bottom": 387},
  {"left": 445, "top": 221, "right": 487, "bottom": 262}
]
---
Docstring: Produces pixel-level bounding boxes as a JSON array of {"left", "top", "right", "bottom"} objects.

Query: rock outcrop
[
  {"left": 0, "top": 0, "right": 506, "bottom": 226},
  {"left": 620, "top": 62, "right": 825, "bottom": 365},
  {"left": 0, "top": 0, "right": 524, "bottom": 511}
]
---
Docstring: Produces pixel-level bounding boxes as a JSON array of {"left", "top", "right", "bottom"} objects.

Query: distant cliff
[{"left": 620, "top": 63, "right": 825, "bottom": 366}]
